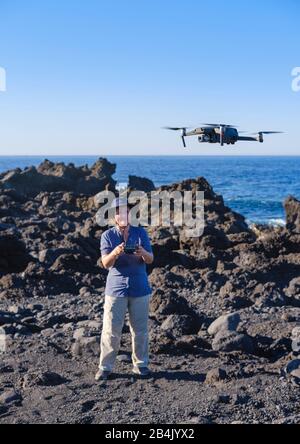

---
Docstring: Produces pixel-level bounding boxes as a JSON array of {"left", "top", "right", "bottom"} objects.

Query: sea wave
[{"left": 246, "top": 218, "right": 286, "bottom": 227}]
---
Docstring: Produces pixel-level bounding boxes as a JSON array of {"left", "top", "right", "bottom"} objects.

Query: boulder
[
  {"left": 50, "top": 254, "right": 97, "bottom": 273},
  {"left": 0, "top": 310, "right": 16, "bottom": 325},
  {"left": 292, "top": 327, "right": 300, "bottom": 339},
  {"left": 285, "top": 359, "right": 300, "bottom": 376},
  {"left": 253, "top": 282, "right": 287, "bottom": 307},
  {"left": 0, "top": 234, "right": 30, "bottom": 273},
  {"left": 128, "top": 175, "right": 155, "bottom": 193},
  {"left": 212, "top": 330, "right": 255, "bottom": 354},
  {"left": 150, "top": 290, "right": 195, "bottom": 316},
  {"left": 38, "top": 248, "right": 72, "bottom": 265},
  {"left": 208, "top": 313, "right": 240, "bottom": 336},
  {"left": 71, "top": 336, "right": 100, "bottom": 357},
  {"left": 22, "top": 371, "right": 67, "bottom": 388},
  {"left": 292, "top": 339, "right": 300, "bottom": 355},
  {"left": 0, "top": 390, "right": 22, "bottom": 405},
  {"left": 160, "top": 314, "right": 202, "bottom": 337},
  {"left": 284, "top": 196, "right": 300, "bottom": 233},
  {"left": 205, "top": 368, "right": 227, "bottom": 385},
  {"left": 286, "top": 278, "right": 300, "bottom": 299}
]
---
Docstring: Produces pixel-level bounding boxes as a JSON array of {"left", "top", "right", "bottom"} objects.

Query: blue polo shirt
[{"left": 100, "top": 225, "right": 153, "bottom": 298}]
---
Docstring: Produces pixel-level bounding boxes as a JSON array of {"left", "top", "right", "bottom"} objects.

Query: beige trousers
[{"left": 99, "top": 294, "right": 151, "bottom": 371}]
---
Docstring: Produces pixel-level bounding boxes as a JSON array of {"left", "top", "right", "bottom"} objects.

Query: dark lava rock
[
  {"left": 0, "top": 310, "right": 16, "bottom": 325},
  {"left": 150, "top": 289, "right": 195, "bottom": 316},
  {"left": 212, "top": 330, "right": 255, "bottom": 354},
  {"left": 0, "top": 158, "right": 116, "bottom": 198},
  {"left": 292, "top": 338, "right": 300, "bottom": 355},
  {"left": 50, "top": 253, "right": 98, "bottom": 273},
  {"left": 72, "top": 337, "right": 100, "bottom": 357},
  {"left": 0, "top": 390, "right": 22, "bottom": 405},
  {"left": 212, "top": 394, "right": 231, "bottom": 404},
  {"left": 173, "top": 334, "right": 211, "bottom": 353},
  {"left": 0, "top": 405, "right": 8, "bottom": 416},
  {"left": 285, "top": 196, "right": 300, "bottom": 233},
  {"left": 285, "top": 277, "right": 300, "bottom": 299},
  {"left": 0, "top": 234, "right": 31, "bottom": 273},
  {"left": 205, "top": 368, "right": 227, "bottom": 385},
  {"left": 252, "top": 282, "right": 287, "bottom": 307},
  {"left": 285, "top": 359, "right": 300, "bottom": 374},
  {"left": 160, "top": 314, "right": 202, "bottom": 337},
  {"left": 128, "top": 175, "right": 156, "bottom": 193},
  {"left": 22, "top": 370, "right": 67, "bottom": 388},
  {"left": 232, "top": 393, "right": 251, "bottom": 405},
  {"left": 0, "top": 364, "right": 14, "bottom": 374}
]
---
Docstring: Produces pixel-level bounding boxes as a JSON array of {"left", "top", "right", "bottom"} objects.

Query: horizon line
[{"left": 1, "top": 154, "right": 300, "bottom": 158}]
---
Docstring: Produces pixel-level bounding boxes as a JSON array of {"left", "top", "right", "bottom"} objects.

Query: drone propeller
[
  {"left": 251, "top": 131, "right": 284, "bottom": 135},
  {"left": 163, "top": 127, "right": 190, "bottom": 148},
  {"left": 201, "top": 123, "right": 237, "bottom": 129},
  {"left": 250, "top": 131, "right": 284, "bottom": 143},
  {"left": 163, "top": 127, "right": 190, "bottom": 131}
]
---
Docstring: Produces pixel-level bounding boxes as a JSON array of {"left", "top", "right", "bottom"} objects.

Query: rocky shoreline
[{"left": 0, "top": 157, "right": 300, "bottom": 424}]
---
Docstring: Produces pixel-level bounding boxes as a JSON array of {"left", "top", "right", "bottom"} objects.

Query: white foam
[
  {"left": 268, "top": 218, "right": 286, "bottom": 227},
  {"left": 247, "top": 218, "right": 286, "bottom": 227}
]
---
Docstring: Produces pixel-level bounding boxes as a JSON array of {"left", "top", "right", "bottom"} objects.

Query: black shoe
[
  {"left": 132, "top": 367, "right": 151, "bottom": 377},
  {"left": 95, "top": 369, "right": 111, "bottom": 381}
]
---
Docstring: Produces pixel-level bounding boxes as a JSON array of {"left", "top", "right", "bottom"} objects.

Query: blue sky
[{"left": 0, "top": 0, "right": 299, "bottom": 155}]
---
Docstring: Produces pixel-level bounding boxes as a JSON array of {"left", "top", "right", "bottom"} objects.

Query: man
[{"left": 95, "top": 197, "right": 154, "bottom": 381}]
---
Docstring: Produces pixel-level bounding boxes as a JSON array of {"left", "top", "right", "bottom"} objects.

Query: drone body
[{"left": 164, "top": 124, "right": 283, "bottom": 148}]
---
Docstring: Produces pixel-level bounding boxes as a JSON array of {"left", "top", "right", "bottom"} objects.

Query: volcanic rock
[
  {"left": 150, "top": 289, "right": 195, "bottom": 316},
  {"left": 128, "top": 175, "right": 156, "bottom": 193},
  {"left": 0, "top": 234, "right": 31, "bottom": 273},
  {"left": 292, "top": 327, "right": 300, "bottom": 339},
  {"left": 160, "top": 314, "right": 202, "bottom": 337},
  {"left": 212, "top": 330, "right": 255, "bottom": 354},
  {"left": 252, "top": 282, "right": 286, "bottom": 307},
  {"left": 286, "top": 278, "right": 300, "bottom": 300},
  {"left": 0, "top": 390, "right": 22, "bottom": 405},
  {"left": 22, "top": 371, "right": 67, "bottom": 388},
  {"left": 208, "top": 313, "right": 240, "bottom": 336},
  {"left": 285, "top": 359, "right": 300, "bottom": 380},
  {"left": 292, "top": 339, "right": 300, "bottom": 355},
  {"left": 284, "top": 196, "right": 300, "bottom": 233},
  {"left": 0, "top": 158, "right": 116, "bottom": 198},
  {"left": 72, "top": 336, "right": 100, "bottom": 357},
  {"left": 205, "top": 368, "right": 227, "bottom": 385}
]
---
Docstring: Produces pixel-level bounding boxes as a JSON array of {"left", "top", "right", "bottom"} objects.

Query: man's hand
[
  {"left": 112, "top": 242, "right": 125, "bottom": 258},
  {"left": 102, "top": 242, "right": 125, "bottom": 269},
  {"left": 134, "top": 246, "right": 154, "bottom": 264},
  {"left": 134, "top": 245, "right": 147, "bottom": 257}
]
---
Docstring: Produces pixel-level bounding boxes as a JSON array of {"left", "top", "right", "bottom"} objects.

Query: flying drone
[{"left": 163, "top": 123, "right": 283, "bottom": 147}]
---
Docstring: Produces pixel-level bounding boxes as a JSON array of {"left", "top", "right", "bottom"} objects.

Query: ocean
[{"left": 0, "top": 155, "right": 299, "bottom": 226}]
